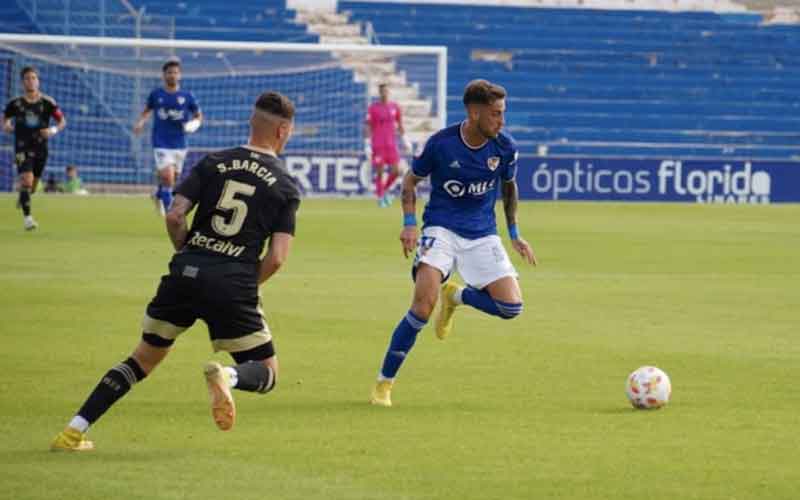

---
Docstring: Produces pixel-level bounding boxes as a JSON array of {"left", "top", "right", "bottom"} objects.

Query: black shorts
[
  {"left": 15, "top": 149, "right": 48, "bottom": 177},
  {"left": 142, "top": 253, "right": 273, "bottom": 354}
]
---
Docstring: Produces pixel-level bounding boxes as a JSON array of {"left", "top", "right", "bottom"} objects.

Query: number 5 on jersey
[{"left": 212, "top": 180, "right": 256, "bottom": 237}]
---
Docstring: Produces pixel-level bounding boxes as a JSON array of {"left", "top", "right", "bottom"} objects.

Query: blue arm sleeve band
[
  {"left": 403, "top": 213, "right": 417, "bottom": 227},
  {"left": 509, "top": 224, "right": 520, "bottom": 240}
]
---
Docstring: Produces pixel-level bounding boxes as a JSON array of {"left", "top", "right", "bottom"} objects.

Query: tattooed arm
[
  {"left": 502, "top": 178, "right": 519, "bottom": 228},
  {"left": 399, "top": 172, "right": 424, "bottom": 258},
  {"left": 502, "top": 179, "right": 537, "bottom": 265},
  {"left": 165, "top": 194, "right": 195, "bottom": 251}
]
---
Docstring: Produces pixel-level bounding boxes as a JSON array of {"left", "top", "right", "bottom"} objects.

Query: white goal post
[{"left": 0, "top": 33, "right": 447, "bottom": 194}]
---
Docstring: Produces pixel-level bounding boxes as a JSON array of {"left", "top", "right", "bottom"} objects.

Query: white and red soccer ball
[{"left": 626, "top": 366, "right": 671, "bottom": 409}]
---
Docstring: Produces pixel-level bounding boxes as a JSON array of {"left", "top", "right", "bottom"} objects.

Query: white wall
[
  {"left": 287, "top": 0, "right": 338, "bottom": 12},
  {"left": 328, "top": 0, "right": 747, "bottom": 13}
]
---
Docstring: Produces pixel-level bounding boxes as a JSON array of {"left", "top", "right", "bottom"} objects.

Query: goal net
[{"left": 0, "top": 34, "right": 446, "bottom": 194}]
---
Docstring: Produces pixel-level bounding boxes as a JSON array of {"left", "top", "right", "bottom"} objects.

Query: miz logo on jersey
[
  {"left": 157, "top": 108, "right": 186, "bottom": 121},
  {"left": 441, "top": 156, "right": 501, "bottom": 198},
  {"left": 443, "top": 179, "right": 496, "bottom": 198}
]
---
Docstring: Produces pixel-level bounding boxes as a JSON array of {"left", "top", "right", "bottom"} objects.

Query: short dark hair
[
  {"left": 378, "top": 83, "right": 388, "bottom": 90},
  {"left": 255, "top": 91, "right": 295, "bottom": 120},
  {"left": 162, "top": 60, "right": 181, "bottom": 73},
  {"left": 20, "top": 66, "right": 37, "bottom": 80},
  {"left": 462, "top": 79, "right": 506, "bottom": 106}
]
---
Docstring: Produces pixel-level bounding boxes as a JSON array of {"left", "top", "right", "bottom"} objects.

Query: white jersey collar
[
  {"left": 459, "top": 121, "right": 488, "bottom": 150},
  {"left": 242, "top": 144, "right": 278, "bottom": 158}
]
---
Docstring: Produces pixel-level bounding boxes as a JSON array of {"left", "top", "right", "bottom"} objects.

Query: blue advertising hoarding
[
  {"left": 515, "top": 157, "right": 800, "bottom": 204},
  {"left": 282, "top": 155, "right": 800, "bottom": 204},
  {"left": 3, "top": 151, "right": 798, "bottom": 204}
]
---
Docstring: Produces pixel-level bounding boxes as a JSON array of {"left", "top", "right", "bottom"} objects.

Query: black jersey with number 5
[{"left": 176, "top": 146, "right": 301, "bottom": 264}]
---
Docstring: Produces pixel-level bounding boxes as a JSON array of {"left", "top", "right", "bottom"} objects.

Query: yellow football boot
[
  {"left": 50, "top": 426, "right": 94, "bottom": 452},
  {"left": 369, "top": 379, "right": 394, "bottom": 407},
  {"left": 435, "top": 281, "right": 461, "bottom": 340},
  {"left": 204, "top": 361, "right": 236, "bottom": 431}
]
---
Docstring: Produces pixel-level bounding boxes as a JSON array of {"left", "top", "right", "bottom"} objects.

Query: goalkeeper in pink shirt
[{"left": 365, "top": 83, "right": 411, "bottom": 207}]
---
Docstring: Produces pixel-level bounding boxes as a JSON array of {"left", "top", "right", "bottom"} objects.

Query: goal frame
[{"left": 0, "top": 33, "right": 448, "bottom": 130}]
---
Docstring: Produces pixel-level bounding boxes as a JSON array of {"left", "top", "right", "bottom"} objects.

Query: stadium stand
[
  {"left": 2, "top": 0, "right": 315, "bottom": 41},
  {"left": 341, "top": 1, "right": 800, "bottom": 160},
  {"left": 3, "top": 0, "right": 800, "bottom": 192},
  {"left": 0, "top": 0, "right": 370, "bottom": 189}
]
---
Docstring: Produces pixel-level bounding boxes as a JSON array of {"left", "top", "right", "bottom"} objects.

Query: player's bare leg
[
  {"left": 484, "top": 276, "right": 523, "bottom": 304},
  {"left": 372, "top": 264, "right": 442, "bottom": 406},
  {"left": 409, "top": 263, "right": 442, "bottom": 322},
  {"left": 51, "top": 340, "right": 169, "bottom": 451},
  {"left": 18, "top": 171, "right": 37, "bottom": 230},
  {"left": 130, "top": 339, "right": 172, "bottom": 373}
]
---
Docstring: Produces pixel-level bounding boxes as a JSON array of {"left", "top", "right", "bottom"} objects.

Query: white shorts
[
  {"left": 414, "top": 226, "right": 518, "bottom": 290},
  {"left": 153, "top": 148, "right": 188, "bottom": 173}
]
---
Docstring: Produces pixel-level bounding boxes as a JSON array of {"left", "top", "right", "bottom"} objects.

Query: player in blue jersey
[
  {"left": 133, "top": 59, "right": 202, "bottom": 216},
  {"left": 370, "top": 79, "right": 537, "bottom": 407}
]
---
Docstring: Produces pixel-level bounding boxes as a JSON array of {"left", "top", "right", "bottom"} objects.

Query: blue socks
[
  {"left": 379, "top": 310, "right": 427, "bottom": 379},
  {"left": 155, "top": 185, "right": 173, "bottom": 212},
  {"left": 378, "top": 291, "right": 522, "bottom": 381},
  {"left": 461, "top": 287, "right": 523, "bottom": 319}
]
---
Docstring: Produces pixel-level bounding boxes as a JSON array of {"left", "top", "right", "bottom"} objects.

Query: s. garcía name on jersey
[
  {"left": 658, "top": 161, "right": 770, "bottom": 203},
  {"left": 187, "top": 231, "right": 245, "bottom": 257},
  {"left": 216, "top": 159, "right": 277, "bottom": 186}
]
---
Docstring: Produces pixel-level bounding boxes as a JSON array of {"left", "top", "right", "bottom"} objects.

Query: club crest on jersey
[
  {"left": 487, "top": 156, "right": 500, "bottom": 171},
  {"left": 24, "top": 112, "right": 39, "bottom": 128},
  {"left": 178, "top": 96, "right": 185, "bottom": 105}
]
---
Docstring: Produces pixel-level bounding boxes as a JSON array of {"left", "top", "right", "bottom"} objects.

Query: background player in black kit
[
  {"left": 51, "top": 91, "right": 300, "bottom": 451},
  {"left": 3, "top": 66, "right": 66, "bottom": 230}
]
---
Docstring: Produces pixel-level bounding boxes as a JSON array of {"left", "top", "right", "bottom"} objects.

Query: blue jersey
[
  {"left": 412, "top": 123, "right": 518, "bottom": 239},
  {"left": 146, "top": 87, "right": 200, "bottom": 149}
]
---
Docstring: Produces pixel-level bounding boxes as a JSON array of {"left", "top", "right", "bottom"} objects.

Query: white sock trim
[
  {"left": 224, "top": 366, "right": 238, "bottom": 388},
  {"left": 69, "top": 415, "right": 90, "bottom": 433}
]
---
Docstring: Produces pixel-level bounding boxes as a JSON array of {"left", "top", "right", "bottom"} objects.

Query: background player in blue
[
  {"left": 133, "top": 59, "right": 202, "bottom": 216},
  {"left": 370, "top": 80, "right": 537, "bottom": 407}
]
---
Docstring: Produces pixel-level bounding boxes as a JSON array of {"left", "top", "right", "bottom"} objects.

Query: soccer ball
[{"left": 625, "top": 366, "right": 671, "bottom": 409}]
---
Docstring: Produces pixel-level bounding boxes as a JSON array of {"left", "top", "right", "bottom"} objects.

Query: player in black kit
[
  {"left": 3, "top": 66, "right": 66, "bottom": 230},
  {"left": 51, "top": 91, "right": 300, "bottom": 451}
]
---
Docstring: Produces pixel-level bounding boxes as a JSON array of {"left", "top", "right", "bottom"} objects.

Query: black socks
[{"left": 77, "top": 357, "right": 147, "bottom": 424}]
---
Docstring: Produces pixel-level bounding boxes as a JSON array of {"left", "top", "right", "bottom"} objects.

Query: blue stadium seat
[
  {"left": 3, "top": 0, "right": 800, "bottom": 189},
  {"left": 341, "top": 1, "right": 800, "bottom": 160},
  {"left": 0, "top": 0, "right": 365, "bottom": 187}
]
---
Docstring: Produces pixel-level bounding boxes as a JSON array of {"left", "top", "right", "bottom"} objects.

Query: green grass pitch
[{"left": 1, "top": 194, "right": 798, "bottom": 500}]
